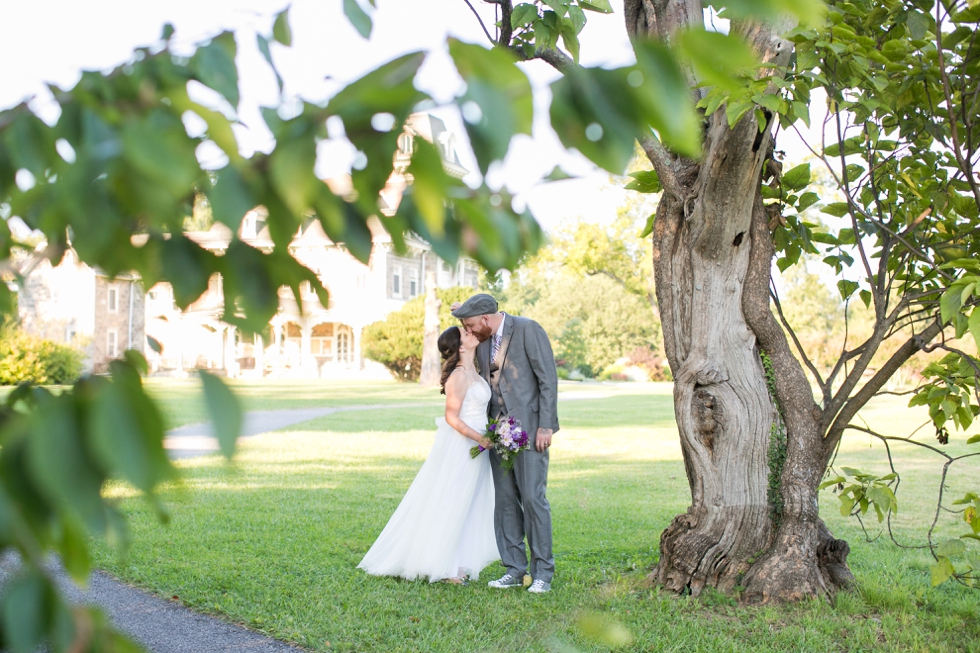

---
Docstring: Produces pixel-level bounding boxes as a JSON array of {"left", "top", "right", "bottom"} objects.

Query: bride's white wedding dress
[{"left": 358, "top": 370, "right": 499, "bottom": 582}]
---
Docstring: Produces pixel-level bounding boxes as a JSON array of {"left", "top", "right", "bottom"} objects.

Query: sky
[{"left": 0, "top": 1, "right": 821, "bottom": 232}]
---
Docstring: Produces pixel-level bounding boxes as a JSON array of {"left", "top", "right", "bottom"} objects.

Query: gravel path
[{"left": 164, "top": 407, "right": 339, "bottom": 458}]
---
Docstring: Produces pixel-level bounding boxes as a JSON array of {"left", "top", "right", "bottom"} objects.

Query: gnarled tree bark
[{"left": 625, "top": 0, "right": 855, "bottom": 602}]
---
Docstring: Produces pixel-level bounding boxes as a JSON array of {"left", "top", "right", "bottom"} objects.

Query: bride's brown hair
[{"left": 438, "top": 326, "right": 462, "bottom": 394}]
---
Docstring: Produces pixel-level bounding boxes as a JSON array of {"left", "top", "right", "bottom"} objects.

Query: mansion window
[
  {"left": 409, "top": 268, "right": 419, "bottom": 297},
  {"left": 311, "top": 323, "right": 334, "bottom": 359},
  {"left": 392, "top": 266, "right": 402, "bottom": 298},
  {"left": 108, "top": 284, "right": 119, "bottom": 313},
  {"left": 337, "top": 330, "right": 350, "bottom": 364},
  {"left": 107, "top": 329, "right": 118, "bottom": 358}
]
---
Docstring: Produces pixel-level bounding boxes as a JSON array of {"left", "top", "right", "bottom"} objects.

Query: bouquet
[{"left": 470, "top": 415, "right": 530, "bottom": 472}]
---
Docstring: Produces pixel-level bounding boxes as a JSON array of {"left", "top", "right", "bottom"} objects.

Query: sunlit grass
[{"left": 89, "top": 382, "right": 980, "bottom": 652}]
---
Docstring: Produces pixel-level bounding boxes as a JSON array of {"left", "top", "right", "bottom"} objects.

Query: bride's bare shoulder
[{"left": 446, "top": 367, "right": 468, "bottom": 389}]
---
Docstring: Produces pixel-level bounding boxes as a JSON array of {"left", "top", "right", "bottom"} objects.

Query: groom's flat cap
[{"left": 452, "top": 293, "right": 498, "bottom": 318}]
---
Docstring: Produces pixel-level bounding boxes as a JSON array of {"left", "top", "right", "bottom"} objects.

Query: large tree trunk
[{"left": 627, "top": 1, "right": 854, "bottom": 602}]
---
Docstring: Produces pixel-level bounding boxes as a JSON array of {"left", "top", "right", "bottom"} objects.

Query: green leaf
[
  {"left": 931, "top": 556, "right": 956, "bottom": 586},
  {"left": 719, "top": 0, "right": 825, "bottom": 25},
  {"left": 631, "top": 41, "right": 701, "bottom": 156},
  {"left": 940, "top": 286, "right": 963, "bottom": 324},
  {"left": 781, "top": 163, "right": 811, "bottom": 191},
  {"left": 146, "top": 335, "right": 163, "bottom": 354},
  {"left": 199, "top": 371, "right": 242, "bottom": 459},
  {"left": 818, "top": 476, "right": 846, "bottom": 489},
  {"left": 270, "top": 119, "right": 319, "bottom": 216},
  {"left": 121, "top": 109, "right": 199, "bottom": 199},
  {"left": 822, "top": 202, "right": 851, "bottom": 217},
  {"left": 1, "top": 571, "right": 47, "bottom": 653},
  {"left": 1, "top": 110, "right": 55, "bottom": 177},
  {"left": 191, "top": 32, "right": 240, "bottom": 108},
  {"left": 579, "top": 0, "right": 613, "bottom": 13},
  {"left": 450, "top": 39, "right": 533, "bottom": 175},
  {"left": 124, "top": 350, "right": 149, "bottom": 376},
  {"left": 273, "top": 6, "right": 292, "bottom": 46},
  {"left": 153, "top": 235, "right": 218, "bottom": 309},
  {"left": 57, "top": 516, "right": 92, "bottom": 585},
  {"left": 906, "top": 10, "right": 929, "bottom": 40},
  {"left": 542, "top": 0, "right": 567, "bottom": 16},
  {"left": 568, "top": 5, "right": 586, "bottom": 33},
  {"left": 543, "top": 165, "right": 571, "bottom": 181},
  {"left": 796, "top": 191, "right": 819, "bottom": 212},
  {"left": 533, "top": 20, "right": 555, "bottom": 52},
  {"left": 967, "top": 433, "right": 980, "bottom": 445},
  {"left": 343, "top": 0, "right": 373, "bottom": 38},
  {"left": 837, "top": 279, "right": 859, "bottom": 300},
  {"left": 327, "top": 52, "right": 428, "bottom": 216},
  {"left": 968, "top": 309, "right": 980, "bottom": 353},
  {"left": 256, "top": 33, "right": 284, "bottom": 93},
  {"left": 208, "top": 165, "right": 256, "bottom": 230},
  {"left": 89, "top": 362, "right": 171, "bottom": 495},
  {"left": 511, "top": 3, "right": 539, "bottom": 27},
  {"left": 550, "top": 67, "right": 640, "bottom": 173},
  {"left": 677, "top": 29, "right": 757, "bottom": 91},
  {"left": 859, "top": 289, "right": 872, "bottom": 308},
  {"left": 560, "top": 21, "right": 581, "bottom": 62},
  {"left": 726, "top": 100, "right": 753, "bottom": 127},
  {"left": 27, "top": 391, "right": 107, "bottom": 538},
  {"left": 406, "top": 138, "right": 452, "bottom": 237},
  {"left": 625, "top": 170, "right": 661, "bottom": 193},
  {"left": 640, "top": 212, "right": 655, "bottom": 238}
]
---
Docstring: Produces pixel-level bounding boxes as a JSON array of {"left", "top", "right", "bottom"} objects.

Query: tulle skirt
[{"left": 357, "top": 417, "right": 499, "bottom": 582}]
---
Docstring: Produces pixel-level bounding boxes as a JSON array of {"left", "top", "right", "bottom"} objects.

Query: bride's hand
[{"left": 479, "top": 437, "right": 492, "bottom": 450}]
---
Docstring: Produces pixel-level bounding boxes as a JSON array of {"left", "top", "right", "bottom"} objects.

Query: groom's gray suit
[{"left": 477, "top": 314, "right": 559, "bottom": 584}]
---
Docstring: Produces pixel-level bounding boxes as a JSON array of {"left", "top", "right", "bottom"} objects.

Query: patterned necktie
[{"left": 492, "top": 334, "right": 501, "bottom": 364}]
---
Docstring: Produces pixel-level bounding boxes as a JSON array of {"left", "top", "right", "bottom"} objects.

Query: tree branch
[
  {"left": 463, "top": 0, "right": 496, "bottom": 46},
  {"left": 531, "top": 47, "right": 574, "bottom": 73},
  {"left": 770, "top": 282, "right": 827, "bottom": 393},
  {"left": 823, "top": 317, "right": 944, "bottom": 460},
  {"left": 639, "top": 135, "right": 681, "bottom": 198},
  {"left": 497, "top": 0, "right": 513, "bottom": 48}
]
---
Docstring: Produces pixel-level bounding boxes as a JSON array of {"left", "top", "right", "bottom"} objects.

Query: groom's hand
[{"left": 535, "top": 428, "right": 553, "bottom": 452}]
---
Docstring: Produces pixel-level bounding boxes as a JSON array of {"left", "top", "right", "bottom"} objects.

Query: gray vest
[{"left": 488, "top": 358, "right": 505, "bottom": 419}]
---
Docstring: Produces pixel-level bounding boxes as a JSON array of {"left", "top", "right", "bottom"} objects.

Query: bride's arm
[{"left": 445, "top": 372, "right": 491, "bottom": 447}]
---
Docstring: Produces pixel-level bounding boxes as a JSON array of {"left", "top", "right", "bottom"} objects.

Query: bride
[{"left": 357, "top": 326, "right": 499, "bottom": 583}]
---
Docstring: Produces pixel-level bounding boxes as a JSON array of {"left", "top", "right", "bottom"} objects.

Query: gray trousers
[{"left": 489, "top": 445, "right": 554, "bottom": 583}]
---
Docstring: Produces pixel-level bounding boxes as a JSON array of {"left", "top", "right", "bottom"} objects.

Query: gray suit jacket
[{"left": 478, "top": 315, "right": 559, "bottom": 442}]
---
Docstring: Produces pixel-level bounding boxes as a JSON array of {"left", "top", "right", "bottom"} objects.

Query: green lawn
[{"left": 92, "top": 381, "right": 980, "bottom": 653}]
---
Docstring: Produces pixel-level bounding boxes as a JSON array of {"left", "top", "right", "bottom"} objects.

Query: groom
[{"left": 452, "top": 293, "right": 559, "bottom": 594}]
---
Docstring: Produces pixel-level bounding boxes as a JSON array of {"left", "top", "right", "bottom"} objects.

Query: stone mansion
[{"left": 15, "top": 114, "right": 482, "bottom": 378}]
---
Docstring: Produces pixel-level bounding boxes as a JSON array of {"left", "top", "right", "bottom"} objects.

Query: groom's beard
[{"left": 472, "top": 323, "right": 493, "bottom": 342}]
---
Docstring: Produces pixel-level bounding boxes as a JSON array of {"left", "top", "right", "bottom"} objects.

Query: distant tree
[
  {"left": 505, "top": 269, "right": 660, "bottom": 376},
  {"left": 361, "top": 287, "right": 474, "bottom": 381},
  {"left": 539, "top": 205, "right": 657, "bottom": 311}
]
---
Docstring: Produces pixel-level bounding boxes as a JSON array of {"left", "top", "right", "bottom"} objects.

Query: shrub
[
  {"left": 361, "top": 287, "right": 475, "bottom": 382},
  {"left": 598, "top": 363, "right": 627, "bottom": 381},
  {"left": 0, "top": 328, "right": 83, "bottom": 385},
  {"left": 627, "top": 346, "right": 672, "bottom": 381}
]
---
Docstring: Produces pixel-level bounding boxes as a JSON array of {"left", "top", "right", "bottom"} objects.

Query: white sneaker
[
  {"left": 527, "top": 579, "right": 551, "bottom": 593},
  {"left": 487, "top": 573, "right": 523, "bottom": 589}
]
